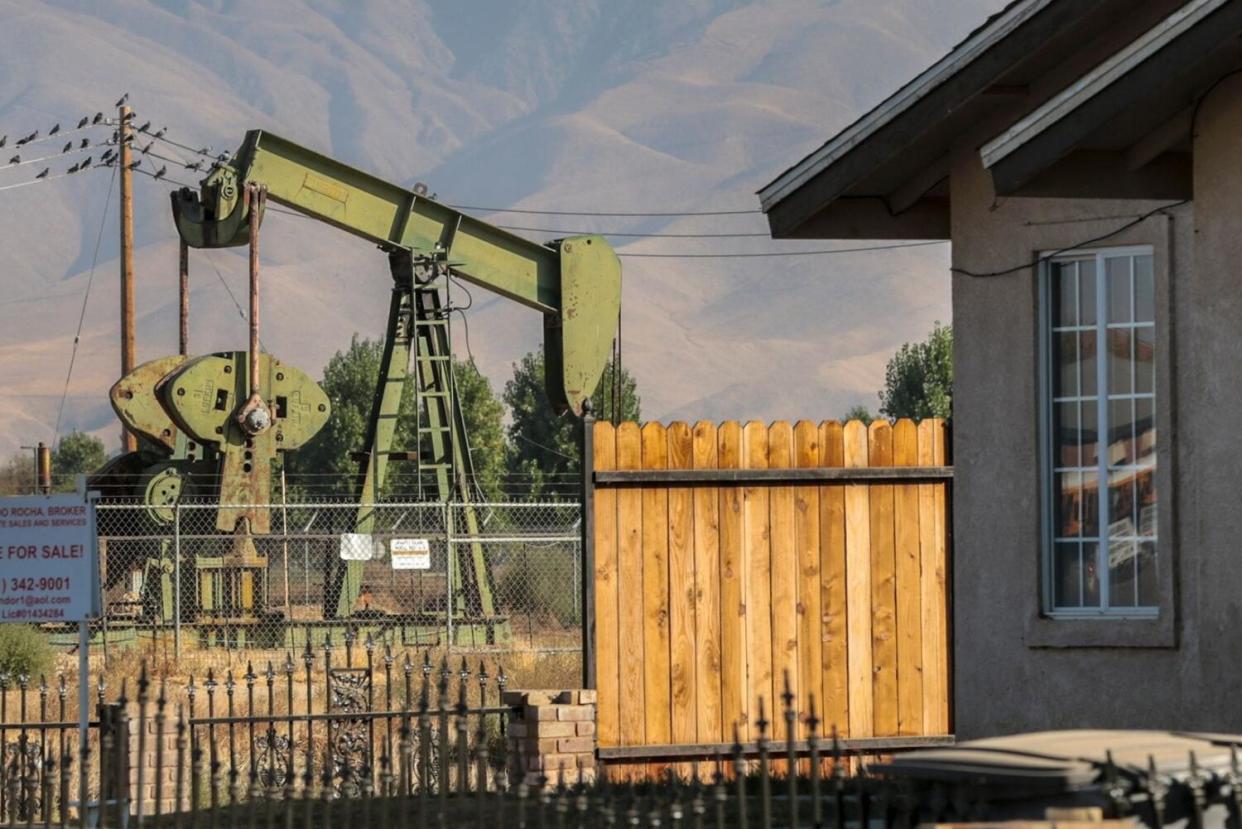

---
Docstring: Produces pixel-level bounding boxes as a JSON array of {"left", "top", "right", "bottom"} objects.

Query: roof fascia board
[
  {"left": 980, "top": 0, "right": 1229, "bottom": 170},
  {"left": 758, "top": 0, "right": 1054, "bottom": 210}
]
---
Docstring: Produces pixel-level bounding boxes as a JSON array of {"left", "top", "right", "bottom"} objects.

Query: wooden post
[
  {"left": 580, "top": 406, "right": 596, "bottom": 690},
  {"left": 118, "top": 104, "right": 137, "bottom": 452}
]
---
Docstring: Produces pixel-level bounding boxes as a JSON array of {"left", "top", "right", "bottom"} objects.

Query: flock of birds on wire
[{"left": 0, "top": 92, "right": 228, "bottom": 191}]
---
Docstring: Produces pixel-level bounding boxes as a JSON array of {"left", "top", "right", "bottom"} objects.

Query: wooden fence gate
[{"left": 584, "top": 419, "right": 952, "bottom": 768}]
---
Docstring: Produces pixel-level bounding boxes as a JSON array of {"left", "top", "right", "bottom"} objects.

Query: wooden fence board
[
  {"left": 641, "top": 423, "right": 673, "bottom": 760},
  {"left": 743, "top": 421, "right": 774, "bottom": 732},
  {"left": 793, "top": 421, "right": 822, "bottom": 738},
  {"left": 692, "top": 422, "right": 723, "bottom": 745},
  {"left": 927, "top": 420, "right": 950, "bottom": 735},
  {"left": 819, "top": 421, "right": 849, "bottom": 736},
  {"left": 868, "top": 422, "right": 898, "bottom": 737},
  {"left": 593, "top": 418, "right": 951, "bottom": 773},
  {"left": 667, "top": 423, "right": 697, "bottom": 750},
  {"left": 616, "top": 422, "right": 645, "bottom": 754},
  {"left": 718, "top": 422, "right": 747, "bottom": 738},
  {"left": 593, "top": 421, "right": 620, "bottom": 747},
  {"left": 843, "top": 420, "right": 873, "bottom": 738},
  {"left": 893, "top": 419, "right": 924, "bottom": 736},
  {"left": 768, "top": 421, "right": 798, "bottom": 722}
]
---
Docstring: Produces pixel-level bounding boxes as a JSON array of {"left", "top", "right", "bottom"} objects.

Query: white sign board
[
  {"left": 338, "top": 533, "right": 375, "bottom": 561},
  {"left": 0, "top": 494, "right": 100, "bottom": 623},
  {"left": 390, "top": 538, "right": 431, "bottom": 570}
]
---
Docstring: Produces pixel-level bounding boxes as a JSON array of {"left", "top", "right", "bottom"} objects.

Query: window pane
[
  {"left": 1079, "top": 258, "right": 1097, "bottom": 326},
  {"left": 1055, "top": 542, "right": 1082, "bottom": 608},
  {"left": 1080, "top": 331, "right": 1097, "bottom": 397},
  {"left": 1055, "top": 332, "right": 1079, "bottom": 398},
  {"left": 1055, "top": 472, "right": 1082, "bottom": 537},
  {"left": 1134, "top": 255, "right": 1154, "bottom": 323},
  {"left": 1107, "top": 256, "right": 1131, "bottom": 323},
  {"left": 1108, "top": 329, "right": 1133, "bottom": 395},
  {"left": 1053, "top": 261, "right": 1077, "bottom": 326},
  {"left": 1109, "top": 472, "right": 1137, "bottom": 537},
  {"left": 1080, "top": 469, "right": 1100, "bottom": 538},
  {"left": 1108, "top": 536, "right": 1137, "bottom": 608},
  {"left": 1056, "top": 402, "right": 1080, "bottom": 468},
  {"left": 1135, "top": 326, "right": 1155, "bottom": 394},
  {"left": 1108, "top": 398, "right": 1135, "bottom": 467},
  {"left": 1137, "top": 540, "right": 1157, "bottom": 606},
  {"left": 1082, "top": 541, "right": 1101, "bottom": 607},
  {"left": 1081, "top": 401, "right": 1099, "bottom": 467},
  {"left": 1138, "top": 469, "right": 1157, "bottom": 538},
  {"left": 1135, "top": 398, "right": 1155, "bottom": 463}
]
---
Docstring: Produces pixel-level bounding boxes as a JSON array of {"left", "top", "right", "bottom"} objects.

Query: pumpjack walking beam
[{"left": 171, "top": 130, "right": 621, "bottom": 620}]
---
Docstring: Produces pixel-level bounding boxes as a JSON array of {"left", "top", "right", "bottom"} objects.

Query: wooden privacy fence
[{"left": 585, "top": 419, "right": 951, "bottom": 764}]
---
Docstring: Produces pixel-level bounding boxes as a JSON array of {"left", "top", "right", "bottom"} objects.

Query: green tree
[
  {"left": 878, "top": 323, "right": 953, "bottom": 421},
  {"left": 52, "top": 431, "right": 107, "bottom": 490},
  {"left": 0, "top": 451, "right": 35, "bottom": 496},
  {"left": 504, "top": 352, "right": 639, "bottom": 496},
  {"left": 842, "top": 405, "right": 874, "bottom": 425},
  {"left": 284, "top": 335, "right": 506, "bottom": 498}
]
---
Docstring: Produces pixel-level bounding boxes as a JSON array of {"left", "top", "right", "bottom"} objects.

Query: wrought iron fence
[
  {"left": 87, "top": 497, "right": 582, "bottom": 660},
  {"left": 4, "top": 660, "right": 1239, "bottom": 829}
]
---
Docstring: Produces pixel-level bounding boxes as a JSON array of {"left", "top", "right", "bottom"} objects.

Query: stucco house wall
[{"left": 947, "top": 77, "right": 1242, "bottom": 737}]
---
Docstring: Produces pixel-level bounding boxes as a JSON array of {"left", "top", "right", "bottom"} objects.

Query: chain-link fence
[{"left": 89, "top": 496, "right": 582, "bottom": 662}]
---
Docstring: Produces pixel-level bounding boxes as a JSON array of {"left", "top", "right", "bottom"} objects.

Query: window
[{"left": 1044, "top": 248, "right": 1157, "bottom": 616}]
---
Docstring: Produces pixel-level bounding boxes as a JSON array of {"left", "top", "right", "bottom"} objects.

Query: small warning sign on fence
[
  {"left": 338, "top": 533, "right": 375, "bottom": 561},
  {"left": 390, "top": 538, "right": 431, "bottom": 570}
]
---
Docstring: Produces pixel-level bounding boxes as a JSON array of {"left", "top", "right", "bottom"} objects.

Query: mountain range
[{"left": 0, "top": 0, "right": 1003, "bottom": 456}]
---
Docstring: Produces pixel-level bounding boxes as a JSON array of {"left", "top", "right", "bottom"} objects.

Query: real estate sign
[{"left": 0, "top": 493, "right": 101, "bottom": 623}]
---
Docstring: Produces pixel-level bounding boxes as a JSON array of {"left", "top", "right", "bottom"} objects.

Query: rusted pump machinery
[{"left": 94, "top": 132, "right": 620, "bottom": 645}]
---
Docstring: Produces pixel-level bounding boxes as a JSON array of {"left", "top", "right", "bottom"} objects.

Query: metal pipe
[
  {"left": 247, "top": 185, "right": 262, "bottom": 400},
  {"left": 36, "top": 443, "right": 51, "bottom": 494},
  {"left": 178, "top": 240, "right": 189, "bottom": 357}
]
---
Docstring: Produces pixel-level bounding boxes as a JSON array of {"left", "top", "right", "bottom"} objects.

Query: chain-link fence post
[
  {"left": 445, "top": 501, "right": 454, "bottom": 650},
  {"left": 173, "top": 502, "right": 182, "bottom": 660}
]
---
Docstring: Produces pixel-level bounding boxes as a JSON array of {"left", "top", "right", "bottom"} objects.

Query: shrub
[{"left": 0, "top": 624, "right": 54, "bottom": 680}]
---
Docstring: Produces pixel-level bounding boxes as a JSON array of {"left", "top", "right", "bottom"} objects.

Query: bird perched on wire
[
  {"left": 91, "top": 112, "right": 103, "bottom": 124},
  {"left": 35, "top": 168, "right": 48, "bottom": 179},
  {"left": 80, "top": 156, "right": 91, "bottom": 169},
  {"left": 127, "top": 159, "right": 141, "bottom": 170},
  {"left": 67, "top": 162, "right": 79, "bottom": 174},
  {"left": 77, "top": 116, "right": 88, "bottom": 129},
  {"left": 8, "top": 155, "right": 18, "bottom": 165},
  {"left": 153, "top": 165, "right": 167, "bottom": 180},
  {"left": 115, "top": 92, "right": 129, "bottom": 108},
  {"left": 79, "top": 138, "right": 89, "bottom": 149},
  {"left": 48, "top": 124, "right": 59, "bottom": 136},
  {"left": 153, "top": 127, "right": 166, "bottom": 139},
  {"left": 0, "top": 136, "right": 7, "bottom": 149},
  {"left": 61, "top": 141, "right": 72, "bottom": 153},
  {"left": 140, "top": 141, "right": 153, "bottom": 155},
  {"left": 185, "top": 160, "right": 202, "bottom": 172},
  {"left": 16, "top": 131, "right": 37, "bottom": 146},
  {"left": 137, "top": 121, "right": 151, "bottom": 134}
]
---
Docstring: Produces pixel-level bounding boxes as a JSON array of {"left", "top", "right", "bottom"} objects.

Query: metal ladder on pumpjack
[{"left": 411, "top": 283, "right": 495, "bottom": 621}]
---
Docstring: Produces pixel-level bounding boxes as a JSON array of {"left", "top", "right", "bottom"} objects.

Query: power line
[
  {"left": 450, "top": 203, "right": 762, "bottom": 217},
  {"left": 952, "top": 201, "right": 1187, "bottom": 278},
  {"left": 54, "top": 164, "right": 117, "bottom": 446},
  {"left": 200, "top": 249, "right": 268, "bottom": 351},
  {"left": 497, "top": 224, "right": 772, "bottom": 238},
  {"left": 618, "top": 240, "right": 947, "bottom": 258}
]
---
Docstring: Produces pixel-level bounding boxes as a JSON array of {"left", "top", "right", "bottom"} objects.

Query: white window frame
[{"left": 1039, "top": 244, "right": 1157, "bottom": 620}]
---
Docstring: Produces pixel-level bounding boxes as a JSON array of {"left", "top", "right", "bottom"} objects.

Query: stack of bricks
[{"left": 504, "top": 689, "right": 597, "bottom": 788}]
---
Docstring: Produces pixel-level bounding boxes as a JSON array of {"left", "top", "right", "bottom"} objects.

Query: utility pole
[{"left": 118, "top": 104, "right": 137, "bottom": 452}]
